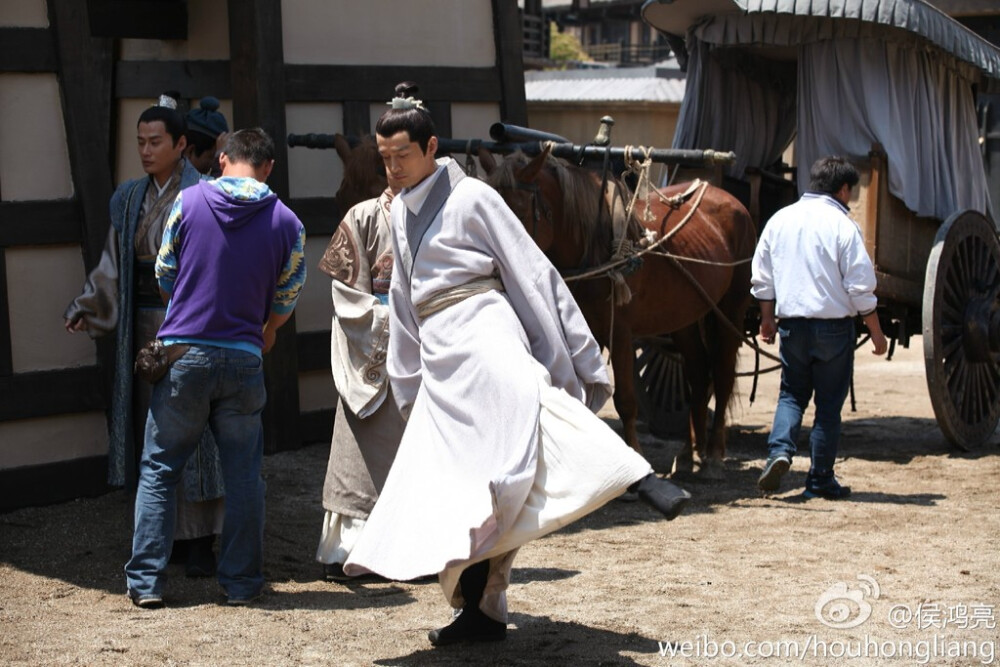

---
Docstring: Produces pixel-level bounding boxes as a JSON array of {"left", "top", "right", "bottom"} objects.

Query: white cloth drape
[{"left": 798, "top": 38, "right": 991, "bottom": 221}]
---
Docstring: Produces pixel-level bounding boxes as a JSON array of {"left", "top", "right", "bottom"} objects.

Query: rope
[{"left": 563, "top": 179, "right": 711, "bottom": 283}]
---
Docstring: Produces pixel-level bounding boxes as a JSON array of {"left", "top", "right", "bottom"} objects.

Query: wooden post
[
  {"left": 228, "top": 0, "right": 301, "bottom": 454},
  {"left": 493, "top": 0, "right": 528, "bottom": 126},
  {"left": 46, "top": 0, "right": 116, "bottom": 398}
]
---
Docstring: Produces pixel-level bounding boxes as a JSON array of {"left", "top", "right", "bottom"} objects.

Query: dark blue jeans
[
  {"left": 766, "top": 318, "right": 854, "bottom": 485},
  {"left": 125, "top": 345, "right": 266, "bottom": 600}
]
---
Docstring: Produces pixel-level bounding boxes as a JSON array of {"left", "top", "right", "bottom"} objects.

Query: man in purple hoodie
[{"left": 124, "top": 128, "right": 306, "bottom": 608}]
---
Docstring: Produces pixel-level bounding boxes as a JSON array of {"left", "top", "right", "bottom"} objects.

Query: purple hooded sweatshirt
[{"left": 156, "top": 178, "right": 305, "bottom": 351}]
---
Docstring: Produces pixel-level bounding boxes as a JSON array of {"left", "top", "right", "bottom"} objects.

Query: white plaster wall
[
  {"left": 7, "top": 246, "right": 98, "bottom": 372},
  {"left": 0, "top": 0, "right": 48, "bottom": 27},
  {"left": 298, "top": 369, "right": 335, "bottom": 413},
  {"left": 282, "top": 0, "right": 495, "bottom": 67},
  {"left": 119, "top": 0, "right": 229, "bottom": 61},
  {"left": 286, "top": 103, "right": 344, "bottom": 199},
  {"left": 116, "top": 97, "right": 234, "bottom": 183},
  {"left": 0, "top": 412, "right": 107, "bottom": 469},
  {"left": 0, "top": 74, "right": 73, "bottom": 201},
  {"left": 296, "top": 236, "right": 334, "bottom": 333}
]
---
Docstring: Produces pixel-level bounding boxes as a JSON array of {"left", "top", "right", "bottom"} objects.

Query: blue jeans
[
  {"left": 125, "top": 345, "right": 266, "bottom": 600},
  {"left": 766, "top": 318, "right": 854, "bottom": 485}
]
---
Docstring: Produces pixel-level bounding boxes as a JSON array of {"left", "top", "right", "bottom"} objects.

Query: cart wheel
[
  {"left": 634, "top": 337, "right": 689, "bottom": 438},
  {"left": 923, "top": 210, "right": 1000, "bottom": 450}
]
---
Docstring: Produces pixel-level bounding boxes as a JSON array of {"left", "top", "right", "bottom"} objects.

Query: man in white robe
[{"left": 344, "top": 91, "right": 691, "bottom": 646}]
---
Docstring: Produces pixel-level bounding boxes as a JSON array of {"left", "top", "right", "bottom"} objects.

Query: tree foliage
[{"left": 548, "top": 23, "right": 591, "bottom": 69}]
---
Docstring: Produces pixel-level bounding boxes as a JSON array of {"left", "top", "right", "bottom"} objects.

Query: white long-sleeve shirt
[{"left": 751, "top": 192, "right": 878, "bottom": 319}]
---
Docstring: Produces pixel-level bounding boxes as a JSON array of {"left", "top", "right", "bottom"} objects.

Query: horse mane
[
  {"left": 485, "top": 151, "right": 641, "bottom": 267},
  {"left": 335, "top": 134, "right": 387, "bottom": 213}
]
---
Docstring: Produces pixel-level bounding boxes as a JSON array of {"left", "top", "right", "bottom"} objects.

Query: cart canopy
[{"left": 643, "top": 0, "right": 1000, "bottom": 221}]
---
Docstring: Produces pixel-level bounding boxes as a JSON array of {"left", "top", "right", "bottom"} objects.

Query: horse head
[
  {"left": 480, "top": 144, "right": 567, "bottom": 260},
  {"left": 483, "top": 144, "right": 626, "bottom": 271},
  {"left": 334, "top": 133, "right": 387, "bottom": 214}
]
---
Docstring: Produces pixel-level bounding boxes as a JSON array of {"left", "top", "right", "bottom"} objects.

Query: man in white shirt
[{"left": 751, "top": 156, "right": 888, "bottom": 499}]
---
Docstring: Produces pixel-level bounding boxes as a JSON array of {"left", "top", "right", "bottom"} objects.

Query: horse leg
[
  {"left": 671, "top": 325, "right": 709, "bottom": 477},
  {"left": 703, "top": 285, "right": 751, "bottom": 479},
  {"left": 610, "top": 322, "right": 643, "bottom": 455}
]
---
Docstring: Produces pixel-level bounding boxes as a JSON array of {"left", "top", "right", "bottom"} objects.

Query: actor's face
[
  {"left": 137, "top": 121, "right": 185, "bottom": 184},
  {"left": 377, "top": 131, "right": 438, "bottom": 190},
  {"left": 184, "top": 144, "right": 215, "bottom": 175}
]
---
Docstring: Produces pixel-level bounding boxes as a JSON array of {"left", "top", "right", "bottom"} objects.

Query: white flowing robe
[{"left": 344, "top": 159, "right": 650, "bottom": 621}]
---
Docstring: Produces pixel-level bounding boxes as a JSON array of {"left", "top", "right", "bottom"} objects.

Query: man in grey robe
[
  {"left": 344, "top": 90, "right": 691, "bottom": 646},
  {"left": 315, "top": 184, "right": 405, "bottom": 581},
  {"left": 64, "top": 96, "right": 224, "bottom": 577}
]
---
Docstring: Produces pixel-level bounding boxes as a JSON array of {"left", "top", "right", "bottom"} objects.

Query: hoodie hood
[{"left": 204, "top": 176, "right": 278, "bottom": 228}]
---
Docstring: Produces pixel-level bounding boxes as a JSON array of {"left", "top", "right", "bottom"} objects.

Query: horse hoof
[
  {"left": 696, "top": 459, "right": 726, "bottom": 481},
  {"left": 671, "top": 455, "right": 694, "bottom": 476}
]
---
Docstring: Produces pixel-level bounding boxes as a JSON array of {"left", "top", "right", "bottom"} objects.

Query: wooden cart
[{"left": 639, "top": 0, "right": 1000, "bottom": 448}]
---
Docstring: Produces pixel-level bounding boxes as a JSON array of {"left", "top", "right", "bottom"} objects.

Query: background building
[{"left": 0, "top": 0, "right": 526, "bottom": 510}]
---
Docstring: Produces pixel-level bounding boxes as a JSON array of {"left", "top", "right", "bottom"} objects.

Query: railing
[
  {"left": 523, "top": 13, "right": 548, "bottom": 61},
  {"left": 584, "top": 42, "right": 673, "bottom": 67}
]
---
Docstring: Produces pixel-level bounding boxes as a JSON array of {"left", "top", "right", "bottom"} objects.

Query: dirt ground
[{"left": 2, "top": 339, "right": 998, "bottom": 666}]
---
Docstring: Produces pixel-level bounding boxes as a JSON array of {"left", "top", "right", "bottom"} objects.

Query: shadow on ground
[{"left": 376, "top": 613, "right": 659, "bottom": 666}]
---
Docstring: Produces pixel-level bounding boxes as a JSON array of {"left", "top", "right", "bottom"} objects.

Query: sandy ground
[{"left": 1, "top": 338, "right": 998, "bottom": 666}]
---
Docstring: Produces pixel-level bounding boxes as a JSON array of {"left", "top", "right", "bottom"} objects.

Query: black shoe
[
  {"left": 323, "top": 562, "right": 351, "bottom": 582},
  {"left": 428, "top": 608, "right": 507, "bottom": 647},
  {"left": 636, "top": 474, "right": 691, "bottom": 521},
  {"left": 757, "top": 456, "right": 791, "bottom": 492},
  {"left": 804, "top": 479, "right": 851, "bottom": 500},
  {"left": 323, "top": 562, "right": 388, "bottom": 584},
  {"left": 185, "top": 536, "right": 217, "bottom": 578},
  {"left": 128, "top": 591, "right": 164, "bottom": 609}
]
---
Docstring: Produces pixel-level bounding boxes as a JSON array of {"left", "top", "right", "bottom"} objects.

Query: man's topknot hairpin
[
  {"left": 388, "top": 95, "right": 426, "bottom": 111},
  {"left": 158, "top": 94, "right": 179, "bottom": 110}
]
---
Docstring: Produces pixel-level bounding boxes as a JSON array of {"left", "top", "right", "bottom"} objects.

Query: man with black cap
[{"left": 184, "top": 96, "right": 229, "bottom": 176}]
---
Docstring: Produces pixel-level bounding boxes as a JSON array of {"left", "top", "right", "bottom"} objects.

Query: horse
[
  {"left": 480, "top": 145, "right": 757, "bottom": 478},
  {"left": 333, "top": 133, "right": 387, "bottom": 214}
]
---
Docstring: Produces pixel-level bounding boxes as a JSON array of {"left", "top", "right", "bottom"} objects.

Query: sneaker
[
  {"left": 128, "top": 592, "right": 164, "bottom": 609},
  {"left": 804, "top": 479, "right": 851, "bottom": 500},
  {"left": 757, "top": 455, "right": 791, "bottom": 492}
]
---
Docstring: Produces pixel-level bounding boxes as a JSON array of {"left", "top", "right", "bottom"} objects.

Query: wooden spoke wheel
[
  {"left": 633, "top": 336, "right": 690, "bottom": 438},
  {"left": 922, "top": 210, "right": 1000, "bottom": 450}
]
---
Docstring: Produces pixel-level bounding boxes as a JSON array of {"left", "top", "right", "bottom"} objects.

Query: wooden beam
[
  {"left": 299, "top": 409, "right": 333, "bottom": 446},
  {"left": 0, "top": 200, "right": 81, "bottom": 246},
  {"left": 229, "top": 0, "right": 300, "bottom": 454},
  {"left": 493, "top": 0, "right": 529, "bottom": 125},
  {"left": 285, "top": 65, "right": 502, "bottom": 103},
  {"left": 343, "top": 100, "right": 372, "bottom": 137},
  {"left": 287, "top": 197, "right": 340, "bottom": 237},
  {"left": 114, "top": 60, "right": 232, "bottom": 100},
  {"left": 297, "top": 330, "right": 331, "bottom": 373},
  {"left": 0, "top": 28, "right": 57, "bottom": 72},
  {"left": 0, "top": 455, "right": 110, "bottom": 511},
  {"left": 46, "top": 0, "right": 115, "bottom": 271},
  {"left": 0, "top": 366, "right": 106, "bottom": 420},
  {"left": 86, "top": 0, "right": 186, "bottom": 40},
  {"left": 0, "top": 250, "right": 11, "bottom": 378},
  {"left": 426, "top": 101, "right": 453, "bottom": 145}
]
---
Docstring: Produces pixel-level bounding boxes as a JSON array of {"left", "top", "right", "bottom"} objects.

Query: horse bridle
[{"left": 510, "top": 180, "right": 552, "bottom": 241}]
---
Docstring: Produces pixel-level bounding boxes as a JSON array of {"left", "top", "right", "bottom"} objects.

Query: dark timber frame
[{"left": 1, "top": 1, "right": 527, "bottom": 509}]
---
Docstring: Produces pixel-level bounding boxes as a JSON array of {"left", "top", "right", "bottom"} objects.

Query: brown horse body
[
  {"left": 482, "top": 148, "right": 756, "bottom": 478},
  {"left": 333, "top": 133, "right": 387, "bottom": 214}
]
